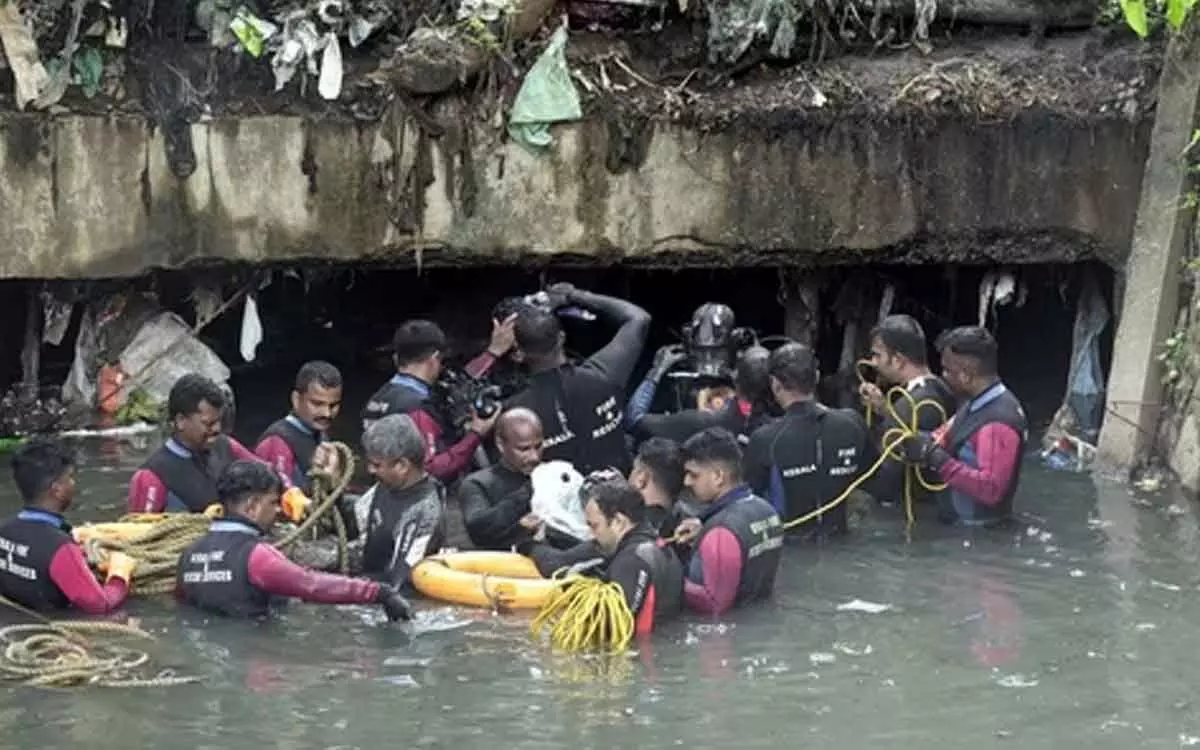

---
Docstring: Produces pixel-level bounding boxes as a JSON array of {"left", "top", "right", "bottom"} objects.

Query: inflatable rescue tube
[{"left": 411, "top": 551, "right": 564, "bottom": 610}]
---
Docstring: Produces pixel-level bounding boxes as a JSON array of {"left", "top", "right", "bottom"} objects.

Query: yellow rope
[
  {"left": 785, "top": 385, "right": 949, "bottom": 533},
  {"left": 530, "top": 574, "right": 634, "bottom": 654}
]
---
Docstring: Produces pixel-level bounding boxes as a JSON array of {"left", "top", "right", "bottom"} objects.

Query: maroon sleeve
[
  {"left": 683, "top": 527, "right": 743, "bottom": 616},
  {"left": 410, "top": 408, "right": 481, "bottom": 482},
  {"left": 48, "top": 544, "right": 129, "bottom": 615},
  {"left": 127, "top": 469, "right": 167, "bottom": 513},
  {"left": 246, "top": 543, "right": 381, "bottom": 605},
  {"left": 936, "top": 423, "right": 1023, "bottom": 507},
  {"left": 255, "top": 435, "right": 297, "bottom": 483},
  {"left": 464, "top": 352, "right": 498, "bottom": 379},
  {"left": 229, "top": 437, "right": 293, "bottom": 489}
]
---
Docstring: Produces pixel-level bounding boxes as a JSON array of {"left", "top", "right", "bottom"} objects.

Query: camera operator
[
  {"left": 506, "top": 283, "right": 650, "bottom": 475},
  {"left": 361, "top": 315, "right": 516, "bottom": 484}
]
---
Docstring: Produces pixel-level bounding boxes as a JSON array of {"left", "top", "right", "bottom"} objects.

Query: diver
[
  {"left": 0, "top": 438, "right": 137, "bottom": 613},
  {"left": 674, "top": 427, "right": 783, "bottom": 616},
  {"left": 581, "top": 477, "right": 683, "bottom": 635},
  {"left": 742, "top": 343, "right": 868, "bottom": 539},
  {"left": 176, "top": 460, "right": 413, "bottom": 621},
  {"left": 354, "top": 414, "right": 447, "bottom": 586},
  {"left": 524, "top": 437, "right": 688, "bottom": 576},
  {"left": 506, "top": 283, "right": 650, "bottom": 475},
  {"left": 128, "top": 374, "right": 313, "bottom": 522},
  {"left": 255, "top": 361, "right": 344, "bottom": 493},
  {"left": 459, "top": 408, "right": 546, "bottom": 551},
  {"left": 361, "top": 315, "right": 516, "bottom": 484},
  {"left": 857, "top": 315, "right": 956, "bottom": 508},
  {"left": 627, "top": 338, "right": 774, "bottom": 447},
  {"left": 898, "top": 326, "right": 1028, "bottom": 527}
]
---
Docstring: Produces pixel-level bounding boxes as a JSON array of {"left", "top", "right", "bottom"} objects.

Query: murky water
[{"left": 3, "top": 428, "right": 1200, "bottom": 750}]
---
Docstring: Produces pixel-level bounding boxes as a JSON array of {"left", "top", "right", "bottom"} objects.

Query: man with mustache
[{"left": 255, "top": 361, "right": 344, "bottom": 493}]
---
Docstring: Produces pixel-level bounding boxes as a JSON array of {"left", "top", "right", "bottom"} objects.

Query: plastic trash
[
  {"left": 318, "top": 33, "right": 343, "bottom": 100},
  {"left": 239, "top": 294, "right": 264, "bottom": 362},
  {"left": 507, "top": 23, "right": 582, "bottom": 152},
  {"left": 230, "top": 7, "right": 279, "bottom": 58},
  {"left": 118, "top": 312, "right": 231, "bottom": 408},
  {"left": 530, "top": 460, "right": 592, "bottom": 542},
  {"left": 705, "top": 0, "right": 798, "bottom": 65},
  {"left": 0, "top": 3, "right": 51, "bottom": 110}
]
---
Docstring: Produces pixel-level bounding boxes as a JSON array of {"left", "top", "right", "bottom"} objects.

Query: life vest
[
  {"left": 938, "top": 382, "right": 1028, "bottom": 526},
  {"left": 361, "top": 375, "right": 441, "bottom": 439},
  {"left": 177, "top": 517, "right": 272, "bottom": 618},
  {"left": 688, "top": 486, "right": 783, "bottom": 606},
  {"left": 141, "top": 436, "right": 236, "bottom": 513},
  {"left": 631, "top": 539, "right": 683, "bottom": 635},
  {"left": 507, "top": 365, "right": 630, "bottom": 475},
  {"left": 0, "top": 510, "right": 74, "bottom": 611},
  {"left": 361, "top": 476, "right": 448, "bottom": 581},
  {"left": 257, "top": 415, "right": 323, "bottom": 490}
]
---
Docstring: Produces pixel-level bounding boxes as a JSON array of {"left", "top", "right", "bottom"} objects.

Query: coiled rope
[
  {"left": 530, "top": 573, "right": 634, "bottom": 654},
  {"left": 0, "top": 604, "right": 199, "bottom": 689},
  {"left": 83, "top": 442, "right": 357, "bottom": 594}
]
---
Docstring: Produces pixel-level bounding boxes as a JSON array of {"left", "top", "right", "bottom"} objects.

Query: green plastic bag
[{"left": 507, "top": 23, "right": 582, "bottom": 152}]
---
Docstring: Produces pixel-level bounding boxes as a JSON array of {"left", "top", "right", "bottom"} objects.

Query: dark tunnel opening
[{"left": 0, "top": 261, "right": 1115, "bottom": 445}]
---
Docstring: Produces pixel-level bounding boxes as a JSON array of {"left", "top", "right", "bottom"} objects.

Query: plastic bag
[
  {"left": 119, "top": 312, "right": 230, "bottom": 407},
  {"left": 1063, "top": 271, "right": 1109, "bottom": 441},
  {"left": 507, "top": 23, "right": 582, "bottom": 152},
  {"left": 530, "top": 460, "right": 592, "bottom": 542}
]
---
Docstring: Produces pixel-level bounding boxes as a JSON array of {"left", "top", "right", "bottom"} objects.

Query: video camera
[
  {"left": 493, "top": 292, "right": 597, "bottom": 323},
  {"left": 433, "top": 368, "right": 505, "bottom": 431}
]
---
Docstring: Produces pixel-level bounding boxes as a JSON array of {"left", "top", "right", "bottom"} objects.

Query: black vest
[
  {"left": 361, "top": 379, "right": 436, "bottom": 434},
  {"left": 361, "top": 477, "right": 447, "bottom": 579},
  {"left": 177, "top": 518, "right": 271, "bottom": 618},
  {"left": 868, "top": 376, "right": 957, "bottom": 506},
  {"left": 632, "top": 539, "right": 683, "bottom": 624},
  {"left": 939, "top": 383, "right": 1028, "bottom": 525},
  {"left": 257, "top": 417, "right": 321, "bottom": 489},
  {"left": 0, "top": 511, "right": 74, "bottom": 611},
  {"left": 142, "top": 436, "right": 236, "bottom": 513},
  {"left": 507, "top": 366, "right": 630, "bottom": 474},
  {"left": 692, "top": 489, "right": 783, "bottom": 606}
]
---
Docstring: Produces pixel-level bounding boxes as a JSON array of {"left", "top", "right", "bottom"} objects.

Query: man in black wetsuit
[
  {"left": 743, "top": 343, "right": 869, "bottom": 539},
  {"left": 459, "top": 408, "right": 545, "bottom": 551},
  {"left": 857, "top": 315, "right": 956, "bottom": 508},
  {"left": 506, "top": 283, "right": 650, "bottom": 475},
  {"left": 626, "top": 346, "right": 774, "bottom": 448}
]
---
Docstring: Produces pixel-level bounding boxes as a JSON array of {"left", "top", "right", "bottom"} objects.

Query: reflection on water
[{"left": 3, "top": 437, "right": 1200, "bottom": 749}]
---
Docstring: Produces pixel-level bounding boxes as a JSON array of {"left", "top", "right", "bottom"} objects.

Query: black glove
[
  {"left": 543, "top": 282, "right": 577, "bottom": 310},
  {"left": 377, "top": 584, "right": 414, "bottom": 622},
  {"left": 650, "top": 344, "right": 687, "bottom": 378},
  {"left": 898, "top": 433, "right": 951, "bottom": 469}
]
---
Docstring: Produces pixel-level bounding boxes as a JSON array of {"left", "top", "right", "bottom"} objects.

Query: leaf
[
  {"left": 1166, "top": 0, "right": 1198, "bottom": 30},
  {"left": 1121, "top": 0, "right": 1150, "bottom": 38}
]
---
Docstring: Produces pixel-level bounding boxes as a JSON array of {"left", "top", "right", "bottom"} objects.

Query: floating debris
[{"left": 836, "top": 599, "right": 892, "bottom": 615}]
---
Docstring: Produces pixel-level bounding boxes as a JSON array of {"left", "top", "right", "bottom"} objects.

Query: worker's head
[
  {"left": 936, "top": 326, "right": 1000, "bottom": 399},
  {"left": 168, "top": 374, "right": 227, "bottom": 452},
  {"left": 869, "top": 315, "right": 929, "bottom": 385},
  {"left": 362, "top": 414, "right": 427, "bottom": 489},
  {"left": 630, "top": 437, "right": 684, "bottom": 506},
  {"left": 11, "top": 438, "right": 77, "bottom": 512},
  {"left": 584, "top": 478, "right": 646, "bottom": 554},
  {"left": 513, "top": 309, "right": 565, "bottom": 371},
  {"left": 495, "top": 408, "right": 543, "bottom": 475},
  {"left": 681, "top": 427, "right": 743, "bottom": 504},
  {"left": 292, "top": 360, "right": 343, "bottom": 433},
  {"left": 767, "top": 343, "right": 818, "bottom": 409},
  {"left": 734, "top": 345, "right": 772, "bottom": 405},
  {"left": 393, "top": 320, "right": 447, "bottom": 384},
  {"left": 217, "top": 460, "right": 285, "bottom": 530}
]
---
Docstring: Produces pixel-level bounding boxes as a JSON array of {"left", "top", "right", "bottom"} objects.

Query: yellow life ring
[{"left": 411, "top": 551, "right": 564, "bottom": 610}]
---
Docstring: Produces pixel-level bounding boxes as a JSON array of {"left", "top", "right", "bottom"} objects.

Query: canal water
[{"left": 1, "top": 429, "right": 1198, "bottom": 750}]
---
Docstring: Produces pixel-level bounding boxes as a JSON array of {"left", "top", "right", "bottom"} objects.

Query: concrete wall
[{"left": 0, "top": 105, "right": 1151, "bottom": 278}]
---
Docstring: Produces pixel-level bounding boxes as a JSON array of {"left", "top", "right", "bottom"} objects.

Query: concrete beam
[{"left": 1098, "top": 24, "right": 1200, "bottom": 472}]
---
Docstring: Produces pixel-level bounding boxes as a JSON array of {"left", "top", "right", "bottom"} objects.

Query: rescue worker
[
  {"left": 743, "top": 343, "right": 868, "bottom": 538},
  {"left": 627, "top": 344, "right": 774, "bottom": 447},
  {"left": 255, "top": 360, "right": 344, "bottom": 493},
  {"left": 858, "top": 315, "right": 956, "bottom": 507},
  {"left": 525, "top": 438, "right": 687, "bottom": 576},
  {"left": 361, "top": 314, "right": 516, "bottom": 483},
  {"left": 355, "top": 414, "right": 447, "bottom": 586},
  {"left": 0, "top": 438, "right": 136, "bottom": 613},
  {"left": 506, "top": 283, "right": 650, "bottom": 475},
  {"left": 583, "top": 478, "right": 683, "bottom": 635},
  {"left": 176, "top": 460, "right": 413, "bottom": 620},
  {"left": 128, "top": 374, "right": 311, "bottom": 521},
  {"left": 899, "top": 326, "right": 1028, "bottom": 526},
  {"left": 675, "top": 427, "right": 783, "bottom": 616},
  {"left": 459, "top": 408, "right": 545, "bottom": 551}
]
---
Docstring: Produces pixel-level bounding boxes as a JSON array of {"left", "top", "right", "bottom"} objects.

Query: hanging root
[
  {"left": 530, "top": 576, "right": 634, "bottom": 654},
  {"left": 0, "top": 620, "right": 200, "bottom": 689}
]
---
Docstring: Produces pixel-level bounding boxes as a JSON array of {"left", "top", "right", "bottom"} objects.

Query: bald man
[{"left": 458, "top": 408, "right": 546, "bottom": 550}]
